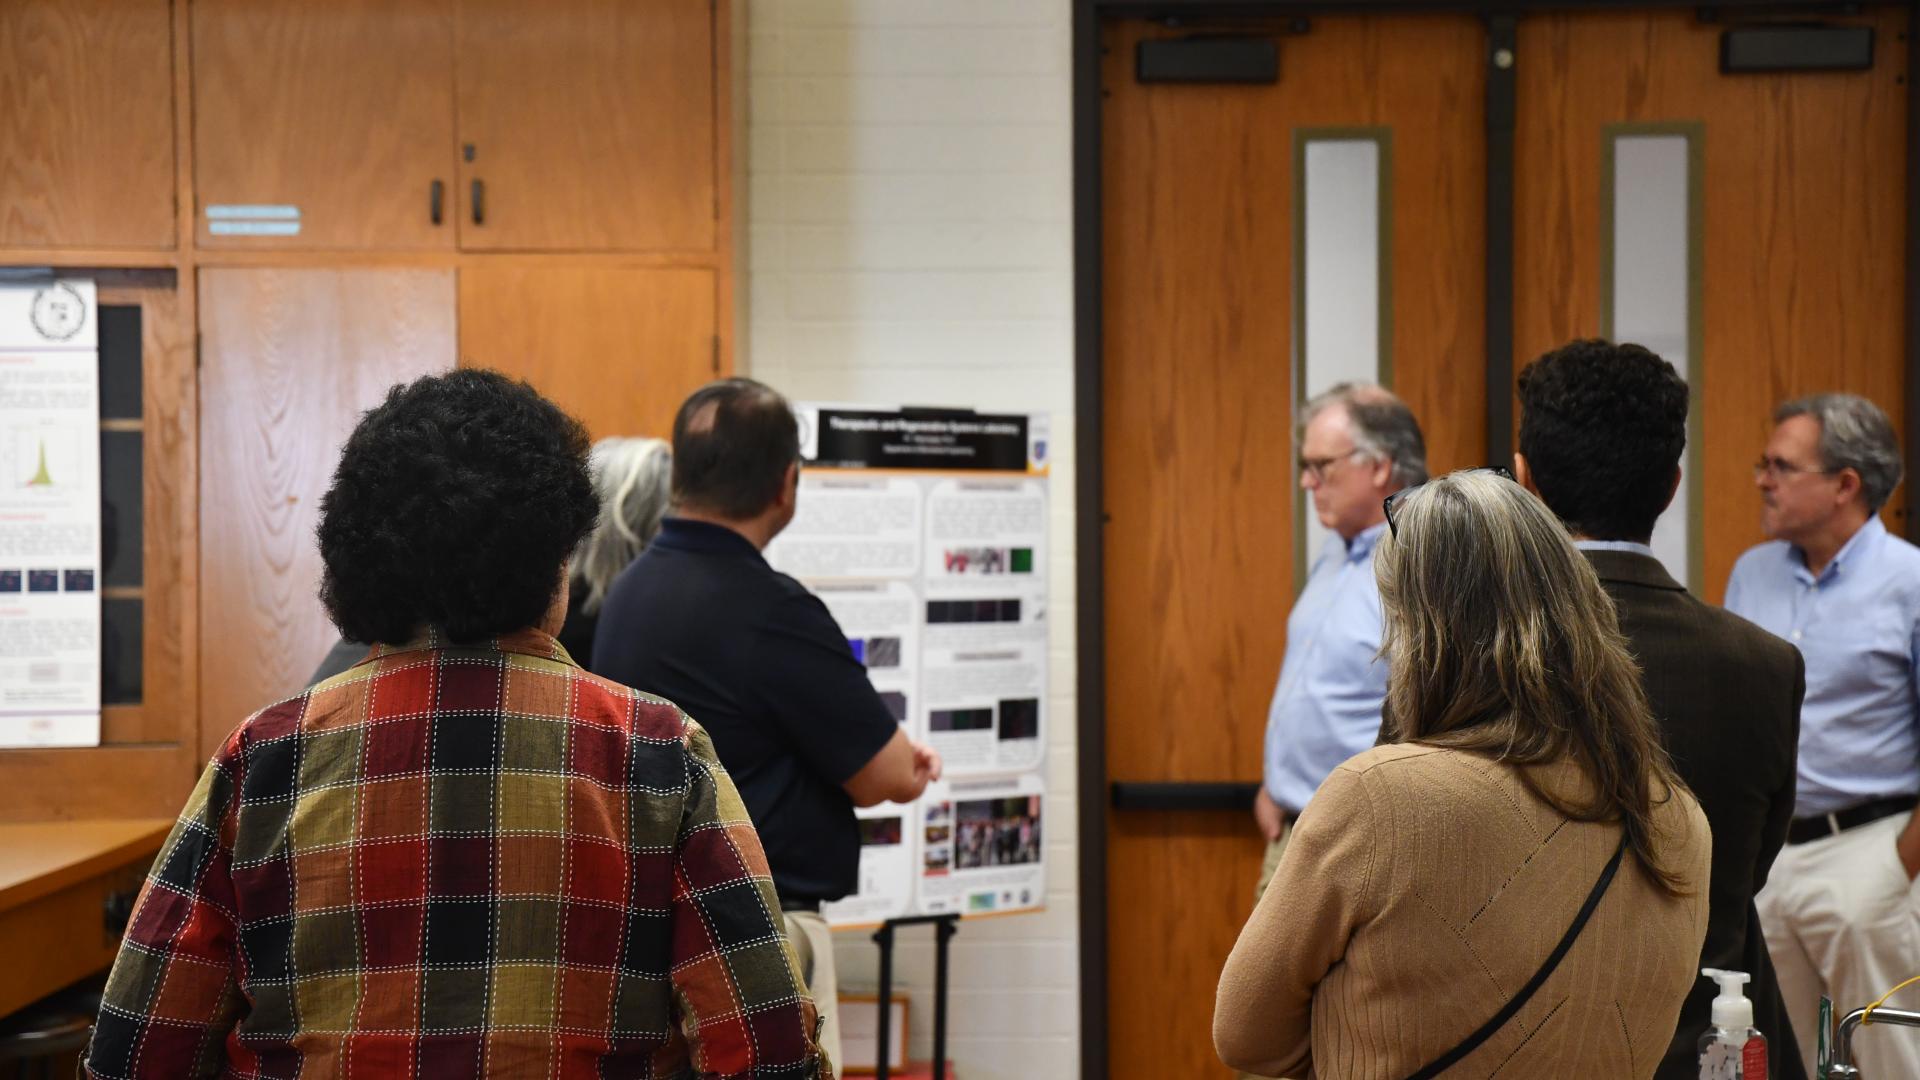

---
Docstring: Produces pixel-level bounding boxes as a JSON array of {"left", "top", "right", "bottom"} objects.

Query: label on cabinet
[{"left": 206, "top": 204, "right": 303, "bottom": 236}]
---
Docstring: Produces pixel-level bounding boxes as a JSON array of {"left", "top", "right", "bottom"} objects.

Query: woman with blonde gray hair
[
  {"left": 557, "top": 435, "right": 672, "bottom": 660},
  {"left": 1215, "top": 469, "right": 1711, "bottom": 1079}
]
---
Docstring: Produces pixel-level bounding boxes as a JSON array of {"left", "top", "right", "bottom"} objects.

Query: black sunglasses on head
[{"left": 1383, "top": 466, "right": 1516, "bottom": 538}]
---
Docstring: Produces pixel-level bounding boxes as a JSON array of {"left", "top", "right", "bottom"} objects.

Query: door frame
[{"left": 1071, "top": 3, "right": 1920, "bottom": 1075}]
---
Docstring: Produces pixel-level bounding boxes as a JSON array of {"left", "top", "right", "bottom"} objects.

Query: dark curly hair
[
  {"left": 317, "top": 369, "right": 596, "bottom": 644},
  {"left": 1517, "top": 339, "right": 1689, "bottom": 544}
]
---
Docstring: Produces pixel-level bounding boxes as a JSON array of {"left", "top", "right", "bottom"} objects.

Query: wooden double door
[{"left": 1098, "top": 7, "right": 1906, "bottom": 1076}]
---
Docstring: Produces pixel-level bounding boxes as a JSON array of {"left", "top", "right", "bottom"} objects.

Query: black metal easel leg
[
  {"left": 932, "top": 915, "right": 958, "bottom": 1079},
  {"left": 873, "top": 921, "right": 897, "bottom": 1080},
  {"left": 869, "top": 913, "right": 963, "bottom": 1079}
]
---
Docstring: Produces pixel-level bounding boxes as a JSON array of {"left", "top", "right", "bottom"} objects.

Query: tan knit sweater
[{"left": 1215, "top": 744, "right": 1711, "bottom": 1079}]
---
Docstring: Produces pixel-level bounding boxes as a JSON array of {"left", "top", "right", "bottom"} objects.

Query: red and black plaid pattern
[{"left": 83, "top": 630, "right": 826, "bottom": 1079}]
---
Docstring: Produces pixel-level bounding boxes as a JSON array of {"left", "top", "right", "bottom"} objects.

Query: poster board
[
  {"left": 0, "top": 279, "right": 101, "bottom": 748},
  {"left": 765, "top": 405, "right": 1050, "bottom": 926}
]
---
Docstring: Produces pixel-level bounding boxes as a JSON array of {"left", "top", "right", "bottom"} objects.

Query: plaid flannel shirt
[{"left": 83, "top": 630, "right": 827, "bottom": 1079}]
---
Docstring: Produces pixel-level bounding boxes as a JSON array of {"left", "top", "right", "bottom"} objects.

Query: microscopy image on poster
[
  {"left": 924, "top": 478, "right": 1046, "bottom": 582},
  {"left": 810, "top": 580, "right": 919, "bottom": 732},
  {"left": 765, "top": 404, "right": 1049, "bottom": 927},
  {"left": 822, "top": 806, "right": 918, "bottom": 925},
  {"left": 919, "top": 633, "right": 1046, "bottom": 774},
  {"left": 917, "top": 774, "right": 1046, "bottom": 918}
]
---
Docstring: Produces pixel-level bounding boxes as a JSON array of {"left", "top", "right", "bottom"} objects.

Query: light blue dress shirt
[
  {"left": 1264, "top": 521, "right": 1389, "bottom": 813},
  {"left": 1724, "top": 515, "right": 1920, "bottom": 816}
]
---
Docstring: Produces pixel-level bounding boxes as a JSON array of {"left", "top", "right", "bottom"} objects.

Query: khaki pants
[
  {"left": 1238, "top": 822, "right": 1294, "bottom": 1080},
  {"left": 1253, "top": 821, "right": 1293, "bottom": 901},
  {"left": 785, "top": 910, "right": 843, "bottom": 1071},
  {"left": 1757, "top": 812, "right": 1920, "bottom": 1080}
]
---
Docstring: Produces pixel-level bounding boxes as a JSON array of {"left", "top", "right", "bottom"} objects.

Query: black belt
[
  {"left": 779, "top": 897, "right": 822, "bottom": 914},
  {"left": 1787, "top": 794, "right": 1919, "bottom": 845}
]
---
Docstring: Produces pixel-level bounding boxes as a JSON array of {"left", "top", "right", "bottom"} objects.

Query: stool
[{"left": 0, "top": 978, "right": 104, "bottom": 1079}]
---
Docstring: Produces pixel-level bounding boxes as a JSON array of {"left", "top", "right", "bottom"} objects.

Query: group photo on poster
[{"left": 917, "top": 774, "right": 1048, "bottom": 918}]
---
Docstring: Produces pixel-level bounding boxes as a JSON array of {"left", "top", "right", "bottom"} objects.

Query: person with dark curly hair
[
  {"left": 1516, "top": 339, "right": 1806, "bottom": 1080},
  {"left": 84, "top": 370, "right": 828, "bottom": 1079}
]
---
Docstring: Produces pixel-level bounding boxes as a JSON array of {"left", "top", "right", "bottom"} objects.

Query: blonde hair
[
  {"left": 570, "top": 437, "right": 672, "bottom": 615},
  {"left": 1376, "top": 470, "right": 1690, "bottom": 895}
]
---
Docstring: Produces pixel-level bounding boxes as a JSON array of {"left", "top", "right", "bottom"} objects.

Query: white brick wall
[{"left": 743, "top": 2, "right": 1079, "bottom": 1075}]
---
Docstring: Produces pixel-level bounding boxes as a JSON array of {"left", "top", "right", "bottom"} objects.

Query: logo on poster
[
  {"left": 30, "top": 283, "right": 86, "bottom": 342},
  {"left": 795, "top": 407, "right": 819, "bottom": 461}
]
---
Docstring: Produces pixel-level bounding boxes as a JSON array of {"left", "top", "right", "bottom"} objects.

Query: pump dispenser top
[{"left": 1703, "top": 968, "right": 1755, "bottom": 1030}]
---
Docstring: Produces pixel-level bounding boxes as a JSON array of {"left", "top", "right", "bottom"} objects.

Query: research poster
[
  {"left": 765, "top": 405, "right": 1050, "bottom": 926},
  {"left": 0, "top": 280, "right": 101, "bottom": 748}
]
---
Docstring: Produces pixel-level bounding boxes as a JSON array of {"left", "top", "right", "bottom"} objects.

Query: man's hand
[
  {"left": 911, "top": 740, "right": 943, "bottom": 786},
  {"left": 1253, "top": 785, "right": 1285, "bottom": 842},
  {"left": 845, "top": 729, "right": 939, "bottom": 806},
  {"left": 1898, "top": 809, "right": 1920, "bottom": 881}
]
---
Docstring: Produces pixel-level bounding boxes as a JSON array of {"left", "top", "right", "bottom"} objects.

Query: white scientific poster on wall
[
  {"left": 0, "top": 280, "right": 101, "bottom": 748},
  {"left": 765, "top": 404, "right": 1049, "bottom": 927}
]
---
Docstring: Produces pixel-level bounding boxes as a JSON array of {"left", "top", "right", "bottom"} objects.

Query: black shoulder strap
[{"left": 1403, "top": 832, "right": 1630, "bottom": 1080}]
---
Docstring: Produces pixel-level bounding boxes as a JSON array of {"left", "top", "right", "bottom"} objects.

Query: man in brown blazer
[{"left": 1515, "top": 339, "right": 1806, "bottom": 1080}]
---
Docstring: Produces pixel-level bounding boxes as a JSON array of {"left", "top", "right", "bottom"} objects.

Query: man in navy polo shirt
[{"left": 594, "top": 378, "right": 941, "bottom": 1068}]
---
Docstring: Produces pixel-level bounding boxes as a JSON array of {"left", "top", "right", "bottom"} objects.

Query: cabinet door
[
  {"left": 0, "top": 0, "right": 174, "bottom": 249},
  {"left": 458, "top": 266, "right": 717, "bottom": 440},
  {"left": 198, "top": 269, "right": 455, "bottom": 757},
  {"left": 454, "top": 0, "right": 716, "bottom": 252},
  {"left": 192, "top": 0, "right": 457, "bottom": 250}
]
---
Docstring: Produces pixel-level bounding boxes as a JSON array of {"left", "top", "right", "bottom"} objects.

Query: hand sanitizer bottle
[{"left": 1698, "top": 967, "right": 1767, "bottom": 1079}]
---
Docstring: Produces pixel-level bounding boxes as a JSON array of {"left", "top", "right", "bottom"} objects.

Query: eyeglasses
[
  {"left": 1752, "top": 455, "right": 1841, "bottom": 482},
  {"left": 1299, "top": 449, "right": 1366, "bottom": 483},
  {"left": 1383, "top": 466, "right": 1516, "bottom": 539}
]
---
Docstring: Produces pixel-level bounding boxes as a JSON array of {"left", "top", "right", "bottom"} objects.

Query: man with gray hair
[
  {"left": 1251, "top": 383, "right": 1426, "bottom": 889},
  {"left": 1725, "top": 393, "right": 1920, "bottom": 1079}
]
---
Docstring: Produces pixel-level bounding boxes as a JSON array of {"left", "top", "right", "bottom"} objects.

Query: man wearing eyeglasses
[
  {"left": 1724, "top": 393, "right": 1920, "bottom": 1080},
  {"left": 1251, "top": 384, "right": 1426, "bottom": 905},
  {"left": 1515, "top": 341, "right": 1806, "bottom": 1080}
]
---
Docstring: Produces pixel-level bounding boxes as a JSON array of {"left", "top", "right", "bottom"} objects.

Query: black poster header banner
[{"left": 806, "top": 408, "right": 1034, "bottom": 471}]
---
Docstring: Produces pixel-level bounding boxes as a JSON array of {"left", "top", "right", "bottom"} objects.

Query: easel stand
[{"left": 871, "top": 913, "right": 961, "bottom": 1080}]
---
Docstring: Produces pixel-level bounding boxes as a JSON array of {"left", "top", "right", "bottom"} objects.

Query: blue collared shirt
[
  {"left": 1264, "top": 521, "right": 1389, "bottom": 813},
  {"left": 1724, "top": 515, "right": 1920, "bottom": 816}
]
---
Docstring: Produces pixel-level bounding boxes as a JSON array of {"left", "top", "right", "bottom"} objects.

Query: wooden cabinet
[
  {"left": 0, "top": 0, "right": 175, "bottom": 249},
  {"left": 0, "top": 2, "right": 734, "bottom": 821},
  {"left": 188, "top": 0, "right": 719, "bottom": 253},
  {"left": 458, "top": 266, "right": 717, "bottom": 440},
  {"left": 198, "top": 269, "right": 456, "bottom": 757},
  {"left": 454, "top": 0, "right": 717, "bottom": 252},
  {"left": 192, "top": 0, "right": 458, "bottom": 251}
]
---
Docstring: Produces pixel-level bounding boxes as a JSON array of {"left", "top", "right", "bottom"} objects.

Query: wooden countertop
[{"left": 0, "top": 818, "right": 172, "bottom": 915}]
